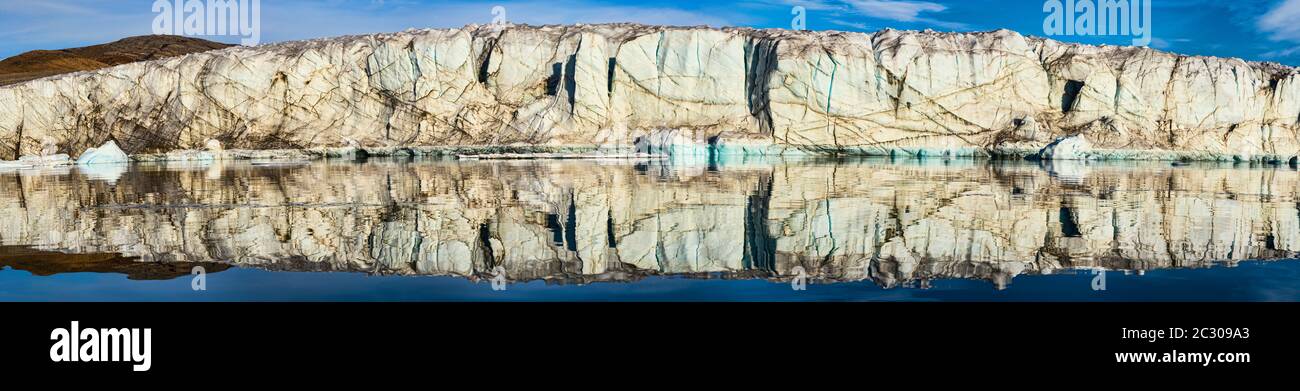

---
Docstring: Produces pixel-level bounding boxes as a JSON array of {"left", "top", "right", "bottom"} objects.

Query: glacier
[{"left": 2, "top": 23, "right": 1299, "bottom": 162}]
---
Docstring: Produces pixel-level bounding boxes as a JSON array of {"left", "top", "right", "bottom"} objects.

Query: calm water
[{"left": 2, "top": 156, "right": 1300, "bottom": 301}]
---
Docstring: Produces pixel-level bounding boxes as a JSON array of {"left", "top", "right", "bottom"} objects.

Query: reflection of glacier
[{"left": 3, "top": 158, "right": 1299, "bottom": 289}]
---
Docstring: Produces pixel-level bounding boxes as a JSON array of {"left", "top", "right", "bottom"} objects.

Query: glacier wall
[
  {"left": 4, "top": 159, "right": 1300, "bottom": 288},
  {"left": 2, "top": 24, "right": 1300, "bottom": 161}
]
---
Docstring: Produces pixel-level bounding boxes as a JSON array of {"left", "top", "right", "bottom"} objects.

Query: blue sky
[{"left": 2, "top": 0, "right": 1299, "bottom": 65}]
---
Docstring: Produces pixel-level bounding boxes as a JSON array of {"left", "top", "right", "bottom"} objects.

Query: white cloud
[
  {"left": 841, "top": 0, "right": 966, "bottom": 30},
  {"left": 828, "top": 19, "right": 870, "bottom": 30},
  {"left": 1259, "top": 0, "right": 1300, "bottom": 42},
  {"left": 774, "top": 0, "right": 843, "bottom": 11},
  {"left": 769, "top": 0, "right": 968, "bottom": 31},
  {"left": 1262, "top": 46, "right": 1300, "bottom": 59},
  {"left": 0, "top": 0, "right": 98, "bottom": 15},
  {"left": 1256, "top": 0, "right": 1300, "bottom": 59},
  {"left": 845, "top": 0, "right": 945, "bottom": 22}
]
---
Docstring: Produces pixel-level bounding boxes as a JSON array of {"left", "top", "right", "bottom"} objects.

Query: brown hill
[{"left": 0, "top": 35, "right": 233, "bottom": 86}]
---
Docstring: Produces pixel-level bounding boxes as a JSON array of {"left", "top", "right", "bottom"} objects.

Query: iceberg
[
  {"left": 0, "top": 154, "right": 71, "bottom": 171},
  {"left": 75, "top": 141, "right": 130, "bottom": 165}
]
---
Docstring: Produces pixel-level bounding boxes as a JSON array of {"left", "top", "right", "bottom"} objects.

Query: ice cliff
[
  {"left": 4, "top": 159, "right": 1298, "bottom": 288},
  {"left": 3, "top": 24, "right": 1300, "bottom": 162}
]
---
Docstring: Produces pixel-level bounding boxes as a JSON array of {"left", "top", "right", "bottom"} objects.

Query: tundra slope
[
  {"left": 2, "top": 23, "right": 1298, "bottom": 162},
  {"left": 0, "top": 35, "right": 231, "bottom": 87}
]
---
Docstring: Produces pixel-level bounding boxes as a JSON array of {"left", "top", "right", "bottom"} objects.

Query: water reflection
[{"left": 2, "top": 157, "right": 1299, "bottom": 291}]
